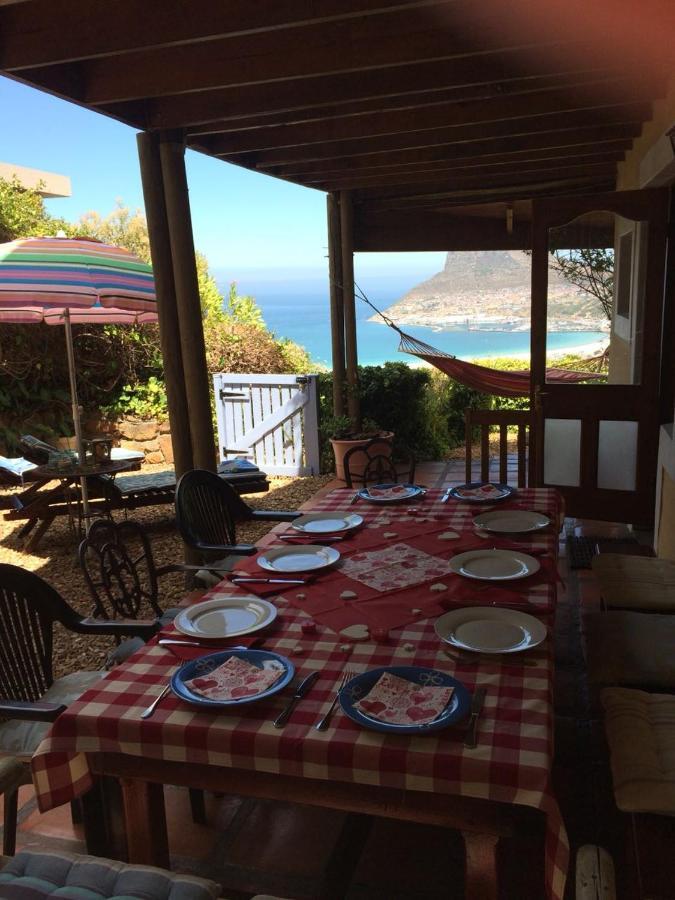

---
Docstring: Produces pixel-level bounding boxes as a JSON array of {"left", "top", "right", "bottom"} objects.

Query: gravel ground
[{"left": 0, "top": 468, "right": 333, "bottom": 678}]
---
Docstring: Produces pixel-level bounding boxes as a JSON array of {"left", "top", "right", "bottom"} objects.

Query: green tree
[
  {"left": 0, "top": 175, "right": 69, "bottom": 242},
  {"left": 550, "top": 248, "right": 614, "bottom": 320}
]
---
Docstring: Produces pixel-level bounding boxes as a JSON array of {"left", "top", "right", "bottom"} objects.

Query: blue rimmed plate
[
  {"left": 170, "top": 649, "right": 294, "bottom": 709},
  {"left": 448, "top": 482, "right": 515, "bottom": 504},
  {"left": 338, "top": 666, "right": 471, "bottom": 734},
  {"left": 357, "top": 483, "right": 425, "bottom": 503}
]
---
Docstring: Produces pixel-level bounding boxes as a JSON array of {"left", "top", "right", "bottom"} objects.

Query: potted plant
[{"left": 327, "top": 415, "right": 394, "bottom": 482}]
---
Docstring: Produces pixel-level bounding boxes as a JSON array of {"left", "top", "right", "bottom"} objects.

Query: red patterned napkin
[
  {"left": 184, "top": 655, "right": 282, "bottom": 700},
  {"left": 355, "top": 672, "right": 454, "bottom": 725},
  {"left": 452, "top": 484, "right": 510, "bottom": 501}
]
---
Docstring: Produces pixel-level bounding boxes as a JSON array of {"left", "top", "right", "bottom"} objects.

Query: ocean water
[{"left": 218, "top": 270, "right": 606, "bottom": 368}]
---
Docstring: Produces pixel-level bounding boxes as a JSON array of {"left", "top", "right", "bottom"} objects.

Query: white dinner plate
[
  {"left": 472, "top": 510, "right": 551, "bottom": 534},
  {"left": 449, "top": 549, "right": 540, "bottom": 581},
  {"left": 291, "top": 512, "right": 363, "bottom": 534},
  {"left": 174, "top": 595, "right": 277, "bottom": 639},
  {"left": 257, "top": 544, "right": 340, "bottom": 573},
  {"left": 434, "top": 607, "right": 547, "bottom": 654}
]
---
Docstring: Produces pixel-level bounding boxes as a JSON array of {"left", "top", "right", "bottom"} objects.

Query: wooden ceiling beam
[
  {"left": 359, "top": 176, "right": 616, "bottom": 211},
  {"left": 278, "top": 139, "right": 632, "bottom": 181},
  {"left": 316, "top": 154, "right": 624, "bottom": 191},
  {"left": 269, "top": 129, "right": 638, "bottom": 177},
  {"left": 212, "top": 105, "right": 648, "bottom": 167},
  {"left": 200, "top": 80, "right": 652, "bottom": 156},
  {"left": 19, "top": 5, "right": 601, "bottom": 105},
  {"left": 349, "top": 162, "right": 617, "bottom": 200},
  {"left": 106, "top": 44, "right": 619, "bottom": 130},
  {"left": 0, "top": 0, "right": 446, "bottom": 70},
  {"left": 185, "top": 71, "right": 656, "bottom": 139}
]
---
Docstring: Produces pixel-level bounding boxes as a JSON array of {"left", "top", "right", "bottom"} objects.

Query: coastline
[{"left": 405, "top": 338, "right": 609, "bottom": 369}]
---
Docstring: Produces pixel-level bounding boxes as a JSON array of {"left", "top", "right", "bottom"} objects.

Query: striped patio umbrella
[{"left": 0, "top": 236, "right": 158, "bottom": 520}]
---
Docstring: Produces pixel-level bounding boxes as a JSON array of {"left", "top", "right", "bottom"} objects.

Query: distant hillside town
[{"left": 376, "top": 251, "right": 610, "bottom": 333}]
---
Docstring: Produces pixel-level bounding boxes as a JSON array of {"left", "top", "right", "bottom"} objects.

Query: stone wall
[{"left": 80, "top": 415, "right": 174, "bottom": 465}]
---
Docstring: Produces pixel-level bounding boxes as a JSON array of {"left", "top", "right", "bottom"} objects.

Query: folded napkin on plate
[
  {"left": 453, "top": 484, "right": 510, "bottom": 501},
  {"left": 355, "top": 671, "right": 454, "bottom": 725},
  {"left": 184, "top": 655, "right": 282, "bottom": 700},
  {"left": 365, "top": 484, "right": 414, "bottom": 499}
]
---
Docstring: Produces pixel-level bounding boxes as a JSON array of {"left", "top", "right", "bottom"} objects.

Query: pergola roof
[{"left": 1, "top": 0, "right": 670, "bottom": 248}]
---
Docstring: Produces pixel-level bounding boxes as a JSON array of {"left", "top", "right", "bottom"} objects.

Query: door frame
[{"left": 530, "top": 188, "right": 669, "bottom": 525}]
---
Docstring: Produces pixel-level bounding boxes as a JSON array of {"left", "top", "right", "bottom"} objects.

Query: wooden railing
[{"left": 464, "top": 409, "right": 534, "bottom": 487}]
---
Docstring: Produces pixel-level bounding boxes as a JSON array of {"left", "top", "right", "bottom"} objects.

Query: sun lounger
[{"left": 1, "top": 437, "right": 268, "bottom": 548}]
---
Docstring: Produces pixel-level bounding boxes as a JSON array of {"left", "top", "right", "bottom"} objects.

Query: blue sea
[{"left": 215, "top": 268, "right": 606, "bottom": 368}]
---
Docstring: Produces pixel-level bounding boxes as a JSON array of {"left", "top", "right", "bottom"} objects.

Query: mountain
[{"left": 374, "top": 251, "right": 608, "bottom": 332}]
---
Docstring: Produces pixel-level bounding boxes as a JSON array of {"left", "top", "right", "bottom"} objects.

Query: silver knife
[
  {"left": 463, "top": 686, "right": 487, "bottom": 749},
  {"left": 440, "top": 487, "right": 453, "bottom": 503},
  {"left": 273, "top": 670, "right": 320, "bottom": 728}
]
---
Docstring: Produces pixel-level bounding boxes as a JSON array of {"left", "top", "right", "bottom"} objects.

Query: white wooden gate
[{"left": 213, "top": 373, "right": 321, "bottom": 476}]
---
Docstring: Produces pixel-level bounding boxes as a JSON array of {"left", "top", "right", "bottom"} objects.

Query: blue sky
[{"left": 1, "top": 75, "right": 445, "bottom": 279}]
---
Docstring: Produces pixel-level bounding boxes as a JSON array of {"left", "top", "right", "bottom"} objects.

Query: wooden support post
[
  {"left": 137, "top": 132, "right": 193, "bottom": 480},
  {"left": 340, "top": 190, "right": 360, "bottom": 428},
  {"left": 120, "top": 779, "right": 170, "bottom": 869},
  {"left": 159, "top": 134, "right": 216, "bottom": 472},
  {"left": 530, "top": 208, "right": 549, "bottom": 488},
  {"left": 327, "top": 192, "right": 346, "bottom": 417}
]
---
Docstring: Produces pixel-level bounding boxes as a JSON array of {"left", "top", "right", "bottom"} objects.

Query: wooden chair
[
  {"left": 175, "top": 469, "right": 299, "bottom": 566},
  {"left": 464, "top": 409, "right": 534, "bottom": 487},
  {"left": 0, "top": 564, "right": 158, "bottom": 855},
  {"left": 342, "top": 438, "right": 416, "bottom": 488}
]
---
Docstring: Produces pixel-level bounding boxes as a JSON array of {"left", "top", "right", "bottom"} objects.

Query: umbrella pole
[{"left": 63, "top": 309, "right": 91, "bottom": 528}]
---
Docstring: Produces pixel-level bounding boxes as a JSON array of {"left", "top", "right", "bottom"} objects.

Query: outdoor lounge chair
[{"left": 0, "top": 435, "right": 270, "bottom": 550}]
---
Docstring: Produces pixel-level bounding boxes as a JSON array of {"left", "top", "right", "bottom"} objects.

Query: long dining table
[{"left": 31, "top": 486, "right": 568, "bottom": 899}]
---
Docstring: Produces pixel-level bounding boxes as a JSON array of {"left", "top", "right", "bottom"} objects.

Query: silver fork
[{"left": 315, "top": 669, "right": 354, "bottom": 731}]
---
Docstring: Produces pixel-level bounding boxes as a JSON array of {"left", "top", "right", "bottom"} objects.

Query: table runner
[{"left": 31, "top": 487, "right": 567, "bottom": 899}]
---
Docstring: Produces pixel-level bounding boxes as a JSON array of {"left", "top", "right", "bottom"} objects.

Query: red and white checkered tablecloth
[{"left": 31, "top": 487, "right": 568, "bottom": 900}]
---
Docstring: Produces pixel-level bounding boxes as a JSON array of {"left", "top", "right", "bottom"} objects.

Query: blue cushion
[{"left": 0, "top": 851, "right": 220, "bottom": 899}]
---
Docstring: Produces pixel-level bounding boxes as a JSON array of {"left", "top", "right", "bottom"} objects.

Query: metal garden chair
[{"left": 342, "top": 438, "right": 416, "bottom": 488}]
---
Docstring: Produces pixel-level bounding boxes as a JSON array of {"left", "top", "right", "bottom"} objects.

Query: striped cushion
[
  {"left": 0, "top": 850, "right": 220, "bottom": 899},
  {"left": 601, "top": 687, "right": 675, "bottom": 813},
  {"left": 592, "top": 554, "right": 675, "bottom": 611}
]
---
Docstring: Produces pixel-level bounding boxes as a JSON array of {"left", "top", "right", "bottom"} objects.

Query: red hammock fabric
[{"left": 413, "top": 352, "right": 602, "bottom": 398}]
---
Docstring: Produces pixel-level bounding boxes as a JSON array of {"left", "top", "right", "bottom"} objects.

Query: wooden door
[{"left": 530, "top": 189, "right": 669, "bottom": 526}]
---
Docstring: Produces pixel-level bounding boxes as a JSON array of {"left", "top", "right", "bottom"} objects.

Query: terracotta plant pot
[{"left": 329, "top": 432, "right": 394, "bottom": 482}]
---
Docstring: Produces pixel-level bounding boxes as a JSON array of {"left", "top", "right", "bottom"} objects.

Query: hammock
[{"left": 354, "top": 284, "right": 604, "bottom": 399}]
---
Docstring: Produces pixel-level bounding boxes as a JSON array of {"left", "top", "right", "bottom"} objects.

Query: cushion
[
  {"left": 591, "top": 554, "right": 675, "bottom": 611},
  {"left": 0, "top": 850, "right": 220, "bottom": 899},
  {"left": 585, "top": 611, "right": 675, "bottom": 689},
  {"left": 601, "top": 687, "right": 675, "bottom": 813},
  {"left": 0, "top": 671, "right": 102, "bottom": 758},
  {"left": 0, "top": 456, "right": 36, "bottom": 480}
]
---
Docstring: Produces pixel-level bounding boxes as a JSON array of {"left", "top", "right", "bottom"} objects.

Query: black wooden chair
[
  {"left": 175, "top": 470, "right": 300, "bottom": 577},
  {"left": 342, "top": 438, "right": 416, "bottom": 488},
  {"left": 0, "top": 563, "right": 159, "bottom": 855}
]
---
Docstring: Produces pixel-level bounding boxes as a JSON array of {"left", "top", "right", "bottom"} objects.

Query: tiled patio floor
[{"left": 3, "top": 464, "right": 674, "bottom": 898}]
